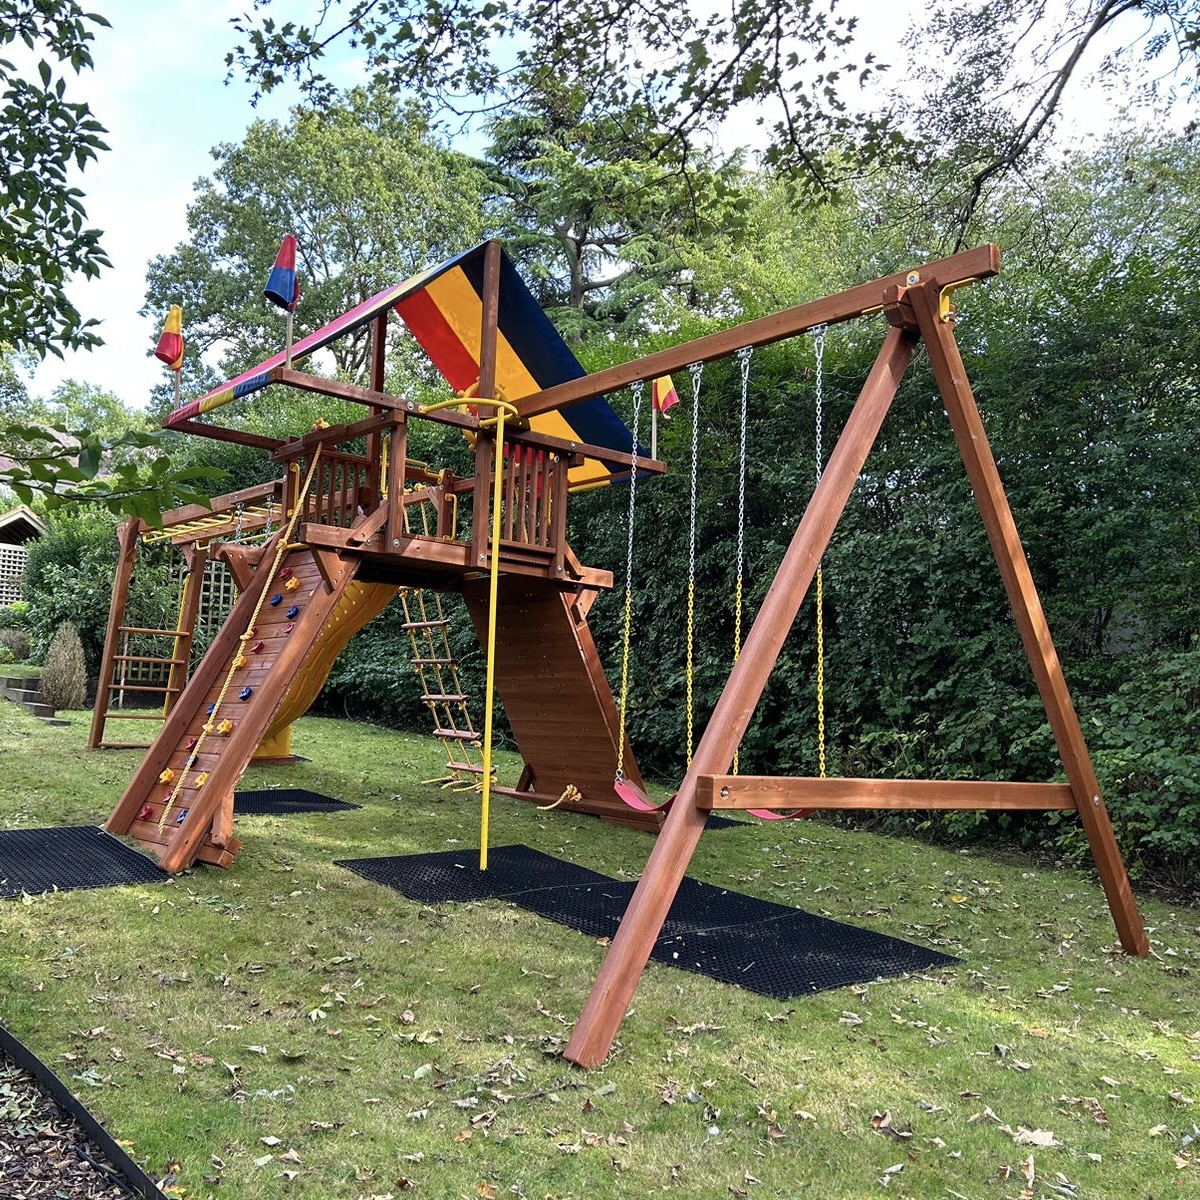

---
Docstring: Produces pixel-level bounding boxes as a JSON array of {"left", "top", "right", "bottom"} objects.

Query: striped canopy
[{"left": 168, "top": 242, "right": 639, "bottom": 486}]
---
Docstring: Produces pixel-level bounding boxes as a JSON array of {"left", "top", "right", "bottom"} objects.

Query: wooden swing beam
[{"left": 561, "top": 249, "right": 1148, "bottom": 1070}]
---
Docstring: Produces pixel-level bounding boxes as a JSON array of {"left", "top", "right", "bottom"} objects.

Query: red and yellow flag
[
  {"left": 652, "top": 374, "right": 679, "bottom": 417},
  {"left": 154, "top": 305, "right": 184, "bottom": 371}
]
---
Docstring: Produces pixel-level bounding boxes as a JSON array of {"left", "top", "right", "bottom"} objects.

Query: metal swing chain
[
  {"left": 733, "top": 346, "right": 752, "bottom": 774},
  {"left": 812, "top": 324, "right": 828, "bottom": 780},
  {"left": 615, "top": 379, "right": 646, "bottom": 780},
  {"left": 685, "top": 359, "right": 704, "bottom": 766}
]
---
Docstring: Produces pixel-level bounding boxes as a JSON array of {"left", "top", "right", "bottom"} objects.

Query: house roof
[{"left": 0, "top": 504, "right": 47, "bottom": 545}]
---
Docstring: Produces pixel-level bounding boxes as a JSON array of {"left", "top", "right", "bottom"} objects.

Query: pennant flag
[
  {"left": 154, "top": 305, "right": 184, "bottom": 371},
  {"left": 264, "top": 234, "right": 300, "bottom": 311},
  {"left": 652, "top": 375, "right": 680, "bottom": 417}
]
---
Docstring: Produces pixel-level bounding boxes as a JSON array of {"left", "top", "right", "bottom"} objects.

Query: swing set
[
  {"left": 613, "top": 334, "right": 829, "bottom": 821},
  {"left": 503, "top": 242, "right": 1150, "bottom": 1068}
]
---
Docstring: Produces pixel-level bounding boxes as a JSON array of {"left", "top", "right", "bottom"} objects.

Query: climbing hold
[
  {"left": 285, "top": 605, "right": 299, "bottom": 619},
  {"left": 202, "top": 722, "right": 214, "bottom": 734},
  {"left": 250, "top": 640, "right": 264, "bottom": 654},
  {"left": 269, "top": 594, "right": 283, "bottom": 606},
  {"left": 185, "top": 753, "right": 198, "bottom": 769},
  {"left": 278, "top": 567, "right": 293, "bottom": 581},
  {"left": 158, "top": 768, "right": 175, "bottom": 785},
  {"left": 137, "top": 804, "right": 154, "bottom": 822},
  {"left": 233, "top": 653, "right": 248, "bottom": 670},
  {"left": 175, "top": 808, "right": 189, "bottom": 825},
  {"left": 216, "top": 719, "right": 234, "bottom": 736},
  {"left": 283, "top": 622, "right": 295, "bottom": 635},
  {"left": 284, "top": 576, "right": 301, "bottom": 592},
  {"left": 238, "top": 686, "right": 253, "bottom": 701},
  {"left": 195, "top": 772, "right": 209, "bottom": 788},
  {"left": 205, "top": 703, "right": 216, "bottom": 715},
  {"left": 184, "top": 736, "right": 197, "bottom": 749}
]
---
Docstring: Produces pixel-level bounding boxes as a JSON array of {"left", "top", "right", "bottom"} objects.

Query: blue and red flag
[{"left": 264, "top": 234, "right": 301, "bottom": 311}]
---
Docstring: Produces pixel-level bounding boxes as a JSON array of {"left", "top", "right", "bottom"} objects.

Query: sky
[{"left": 20, "top": 0, "right": 1163, "bottom": 411}]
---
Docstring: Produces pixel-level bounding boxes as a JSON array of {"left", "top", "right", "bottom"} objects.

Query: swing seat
[
  {"left": 614, "top": 776, "right": 675, "bottom": 814},
  {"left": 747, "top": 806, "right": 815, "bottom": 821}
]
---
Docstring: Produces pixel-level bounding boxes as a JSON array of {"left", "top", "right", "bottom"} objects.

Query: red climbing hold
[{"left": 250, "top": 639, "right": 264, "bottom": 653}]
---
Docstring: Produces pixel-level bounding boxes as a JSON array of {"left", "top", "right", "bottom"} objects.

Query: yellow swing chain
[
  {"left": 685, "top": 360, "right": 704, "bottom": 766},
  {"left": 732, "top": 346, "right": 752, "bottom": 775},
  {"left": 158, "top": 447, "right": 324, "bottom": 833},
  {"left": 615, "top": 380, "right": 646, "bottom": 781},
  {"left": 812, "top": 325, "right": 828, "bottom": 779}
]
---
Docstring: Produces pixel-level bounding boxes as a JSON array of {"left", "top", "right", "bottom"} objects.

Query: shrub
[
  {"left": 0, "top": 643, "right": 12, "bottom": 665},
  {"left": 0, "top": 628, "right": 30, "bottom": 661},
  {"left": 0, "top": 600, "right": 30, "bottom": 630},
  {"left": 40, "top": 621, "right": 88, "bottom": 711}
]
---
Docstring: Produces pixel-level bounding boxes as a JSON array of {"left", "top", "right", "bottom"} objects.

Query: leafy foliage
[{"left": 0, "top": 1, "right": 111, "bottom": 358}]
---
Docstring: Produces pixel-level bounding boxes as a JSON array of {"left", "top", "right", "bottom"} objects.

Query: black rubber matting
[
  {"left": 0, "top": 826, "right": 164, "bottom": 899},
  {"left": 336, "top": 844, "right": 958, "bottom": 1000},
  {"left": 233, "top": 788, "right": 360, "bottom": 815}
]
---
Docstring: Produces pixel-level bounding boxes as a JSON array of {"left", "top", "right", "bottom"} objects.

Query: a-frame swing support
[{"left": 535, "top": 246, "right": 1149, "bottom": 1070}]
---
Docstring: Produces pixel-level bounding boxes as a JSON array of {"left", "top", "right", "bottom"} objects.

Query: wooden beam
[
  {"left": 159, "top": 479, "right": 283, "bottom": 528},
  {"left": 88, "top": 518, "right": 142, "bottom": 749},
  {"left": 697, "top": 776, "right": 1076, "bottom": 811},
  {"left": 171, "top": 418, "right": 284, "bottom": 451},
  {"left": 518, "top": 245, "right": 999, "bottom": 419},
  {"left": 479, "top": 239, "right": 501, "bottom": 400},
  {"left": 270, "top": 410, "right": 399, "bottom": 461},
  {"left": 564, "top": 326, "right": 918, "bottom": 1069},
  {"left": 909, "top": 283, "right": 1148, "bottom": 957}
]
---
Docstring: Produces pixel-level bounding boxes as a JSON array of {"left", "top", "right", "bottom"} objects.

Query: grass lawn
[{"left": 0, "top": 702, "right": 1196, "bottom": 1199}]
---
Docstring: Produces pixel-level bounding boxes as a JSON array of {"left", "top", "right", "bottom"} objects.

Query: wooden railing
[{"left": 284, "top": 449, "right": 372, "bottom": 529}]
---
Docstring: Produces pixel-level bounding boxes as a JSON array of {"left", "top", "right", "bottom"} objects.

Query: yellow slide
[{"left": 253, "top": 580, "right": 398, "bottom": 760}]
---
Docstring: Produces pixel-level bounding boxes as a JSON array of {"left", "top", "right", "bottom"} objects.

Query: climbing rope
[
  {"left": 614, "top": 379, "right": 646, "bottom": 783},
  {"left": 157, "top": 448, "right": 324, "bottom": 833},
  {"left": 685, "top": 360, "right": 704, "bottom": 766}
]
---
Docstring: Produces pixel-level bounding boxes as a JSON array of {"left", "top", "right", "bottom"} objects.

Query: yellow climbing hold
[
  {"left": 158, "top": 768, "right": 175, "bottom": 785},
  {"left": 195, "top": 772, "right": 209, "bottom": 788},
  {"left": 216, "top": 719, "right": 234, "bottom": 736},
  {"left": 284, "top": 576, "right": 301, "bottom": 592}
]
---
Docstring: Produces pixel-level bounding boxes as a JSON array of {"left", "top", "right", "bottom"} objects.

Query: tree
[
  {"left": 229, "top": 0, "right": 1199, "bottom": 207},
  {"left": 143, "top": 83, "right": 488, "bottom": 407},
  {"left": 485, "top": 74, "right": 750, "bottom": 341},
  {"left": 0, "top": 1, "right": 110, "bottom": 359}
]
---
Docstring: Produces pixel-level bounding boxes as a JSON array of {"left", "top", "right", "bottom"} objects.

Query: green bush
[
  {"left": 0, "top": 628, "right": 30, "bottom": 661},
  {"left": 0, "top": 600, "right": 30, "bottom": 630},
  {"left": 0, "top": 643, "right": 13, "bottom": 665},
  {"left": 40, "top": 621, "right": 88, "bottom": 710}
]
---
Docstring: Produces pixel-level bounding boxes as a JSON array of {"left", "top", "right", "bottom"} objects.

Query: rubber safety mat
[
  {"left": 0, "top": 826, "right": 164, "bottom": 898},
  {"left": 336, "top": 844, "right": 958, "bottom": 1000},
  {"left": 233, "top": 788, "right": 360, "bottom": 815}
]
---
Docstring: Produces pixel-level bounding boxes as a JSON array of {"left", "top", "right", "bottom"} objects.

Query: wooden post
[
  {"left": 563, "top": 327, "right": 918, "bottom": 1068},
  {"left": 472, "top": 240, "right": 503, "bottom": 568},
  {"left": 909, "top": 284, "right": 1148, "bottom": 956},
  {"left": 88, "top": 519, "right": 142, "bottom": 749},
  {"left": 366, "top": 312, "right": 387, "bottom": 504}
]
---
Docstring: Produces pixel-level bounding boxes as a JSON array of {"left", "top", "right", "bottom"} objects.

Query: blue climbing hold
[
  {"left": 176, "top": 808, "right": 189, "bottom": 825},
  {"left": 238, "top": 686, "right": 253, "bottom": 701},
  {"left": 205, "top": 703, "right": 215, "bottom": 715},
  {"left": 269, "top": 593, "right": 283, "bottom": 606},
  {"left": 285, "top": 605, "right": 300, "bottom": 619}
]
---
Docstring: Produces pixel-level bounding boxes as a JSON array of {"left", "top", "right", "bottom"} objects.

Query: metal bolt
[
  {"left": 720, "top": 787, "right": 730, "bottom": 798},
  {"left": 906, "top": 271, "right": 920, "bottom": 285},
  {"left": 1092, "top": 794, "right": 1101, "bottom": 807},
  {"left": 393, "top": 539, "right": 400, "bottom": 546},
  {"left": 406, "top": 401, "right": 415, "bottom": 411}
]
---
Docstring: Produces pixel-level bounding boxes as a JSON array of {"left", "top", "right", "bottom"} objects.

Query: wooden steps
[{"left": 461, "top": 577, "right": 661, "bottom": 831}]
